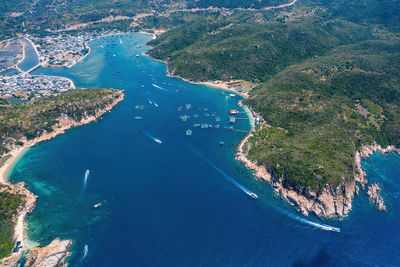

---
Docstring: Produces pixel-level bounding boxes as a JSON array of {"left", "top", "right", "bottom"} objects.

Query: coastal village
[
  {"left": 0, "top": 73, "right": 74, "bottom": 100},
  {"left": 0, "top": 30, "right": 125, "bottom": 102},
  {"left": 32, "top": 30, "right": 123, "bottom": 67}
]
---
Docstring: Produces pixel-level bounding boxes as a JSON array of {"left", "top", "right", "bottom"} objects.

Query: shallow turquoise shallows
[{"left": 9, "top": 33, "right": 400, "bottom": 266}]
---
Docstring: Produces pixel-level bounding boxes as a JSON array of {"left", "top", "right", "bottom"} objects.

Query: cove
[{"left": 9, "top": 33, "right": 400, "bottom": 266}]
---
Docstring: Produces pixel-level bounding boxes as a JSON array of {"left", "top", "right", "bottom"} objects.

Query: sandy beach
[{"left": 0, "top": 147, "right": 28, "bottom": 184}]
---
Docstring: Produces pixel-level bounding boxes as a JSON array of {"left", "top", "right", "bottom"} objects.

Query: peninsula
[
  {"left": 0, "top": 88, "right": 124, "bottom": 265},
  {"left": 142, "top": 0, "right": 400, "bottom": 218}
]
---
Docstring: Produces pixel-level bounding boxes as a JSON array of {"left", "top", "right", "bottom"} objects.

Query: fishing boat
[
  {"left": 179, "top": 115, "right": 189, "bottom": 122},
  {"left": 186, "top": 129, "right": 192, "bottom": 136}
]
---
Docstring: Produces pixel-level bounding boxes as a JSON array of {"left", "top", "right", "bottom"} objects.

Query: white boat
[
  {"left": 246, "top": 192, "right": 258, "bottom": 199},
  {"left": 154, "top": 138, "right": 162, "bottom": 144}
]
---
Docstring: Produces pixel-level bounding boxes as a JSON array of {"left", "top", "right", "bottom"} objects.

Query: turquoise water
[{"left": 9, "top": 33, "right": 400, "bottom": 266}]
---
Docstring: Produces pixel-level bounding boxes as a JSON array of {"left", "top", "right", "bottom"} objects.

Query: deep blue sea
[{"left": 8, "top": 33, "right": 400, "bottom": 266}]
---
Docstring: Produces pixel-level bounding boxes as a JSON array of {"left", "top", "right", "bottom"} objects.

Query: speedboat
[{"left": 247, "top": 192, "right": 258, "bottom": 199}]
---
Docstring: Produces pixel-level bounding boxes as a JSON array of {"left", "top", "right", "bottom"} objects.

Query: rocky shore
[
  {"left": 24, "top": 238, "right": 73, "bottom": 267},
  {"left": 367, "top": 183, "right": 386, "bottom": 212},
  {"left": 236, "top": 124, "right": 398, "bottom": 219},
  {"left": 0, "top": 183, "right": 37, "bottom": 267},
  {"left": 0, "top": 91, "right": 124, "bottom": 266}
]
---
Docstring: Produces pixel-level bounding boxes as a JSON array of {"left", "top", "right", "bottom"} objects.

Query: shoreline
[
  {"left": 143, "top": 51, "right": 252, "bottom": 98},
  {"left": 236, "top": 122, "right": 399, "bottom": 219},
  {"left": 0, "top": 91, "right": 124, "bottom": 266}
]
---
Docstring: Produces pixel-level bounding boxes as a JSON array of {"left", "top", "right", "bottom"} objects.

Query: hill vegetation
[
  {"left": 143, "top": 0, "right": 400, "bottom": 198},
  {"left": 148, "top": 17, "right": 374, "bottom": 81},
  {"left": 245, "top": 40, "right": 400, "bottom": 192},
  {"left": 0, "top": 88, "right": 122, "bottom": 155},
  {"left": 0, "top": 185, "right": 23, "bottom": 259}
]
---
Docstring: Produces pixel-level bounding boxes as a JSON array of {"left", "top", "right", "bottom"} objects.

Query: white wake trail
[
  {"left": 80, "top": 244, "right": 88, "bottom": 262},
  {"left": 152, "top": 83, "right": 170, "bottom": 92}
]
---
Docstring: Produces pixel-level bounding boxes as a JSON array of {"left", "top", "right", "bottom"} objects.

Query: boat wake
[
  {"left": 148, "top": 98, "right": 159, "bottom": 107},
  {"left": 152, "top": 84, "right": 170, "bottom": 93},
  {"left": 190, "top": 148, "right": 339, "bottom": 232},
  {"left": 276, "top": 205, "right": 340, "bottom": 232},
  {"left": 194, "top": 149, "right": 258, "bottom": 199},
  {"left": 144, "top": 131, "right": 162, "bottom": 144},
  {"left": 82, "top": 169, "right": 90, "bottom": 191},
  {"left": 80, "top": 244, "right": 88, "bottom": 262}
]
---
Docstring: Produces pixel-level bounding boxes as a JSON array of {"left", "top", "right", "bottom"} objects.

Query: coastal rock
[
  {"left": 235, "top": 129, "right": 356, "bottom": 219},
  {"left": 24, "top": 238, "right": 72, "bottom": 267},
  {"left": 367, "top": 183, "right": 386, "bottom": 212},
  {"left": 235, "top": 129, "right": 399, "bottom": 219}
]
